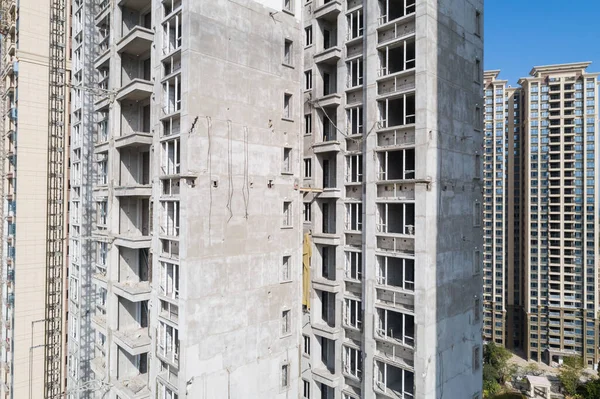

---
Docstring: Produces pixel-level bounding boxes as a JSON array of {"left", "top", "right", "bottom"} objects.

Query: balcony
[
  {"left": 90, "top": 356, "right": 107, "bottom": 379},
  {"left": 314, "top": 47, "right": 342, "bottom": 65},
  {"left": 378, "top": 74, "right": 416, "bottom": 97},
  {"left": 113, "top": 281, "right": 151, "bottom": 302},
  {"left": 117, "top": 26, "right": 153, "bottom": 56},
  {"left": 118, "top": 0, "right": 151, "bottom": 10},
  {"left": 314, "top": 117, "right": 341, "bottom": 153},
  {"left": 115, "top": 132, "right": 153, "bottom": 149},
  {"left": 95, "top": 0, "right": 110, "bottom": 23},
  {"left": 113, "top": 327, "right": 151, "bottom": 356},
  {"left": 114, "top": 235, "right": 151, "bottom": 249},
  {"left": 117, "top": 79, "right": 153, "bottom": 102},
  {"left": 113, "top": 374, "right": 150, "bottom": 399},
  {"left": 313, "top": 140, "right": 341, "bottom": 154},
  {"left": 91, "top": 313, "right": 107, "bottom": 332},
  {"left": 314, "top": 0, "right": 342, "bottom": 21},
  {"left": 157, "top": 366, "right": 179, "bottom": 393},
  {"left": 6, "top": 41, "right": 15, "bottom": 57},
  {"left": 312, "top": 336, "right": 340, "bottom": 385},
  {"left": 316, "top": 93, "right": 341, "bottom": 108},
  {"left": 94, "top": 40, "right": 111, "bottom": 69},
  {"left": 117, "top": 195, "right": 149, "bottom": 237},
  {"left": 115, "top": 152, "right": 151, "bottom": 197},
  {"left": 377, "top": 18, "right": 416, "bottom": 46}
]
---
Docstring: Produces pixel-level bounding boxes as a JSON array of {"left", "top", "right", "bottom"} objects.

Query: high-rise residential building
[
  {"left": 300, "top": 0, "right": 483, "bottom": 398},
  {"left": 68, "top": 0, "right": 483, "bottom": 398},
  {"left": 521, "top": 63, "right": 599, "bottom": 368},
  {"left": 0, "top": 0, "right": 70, "bottom": 397},
  {"left": 483, "top": 63, "right": 599, "bottom": 369},
  {"left": 69, "top": 0, "right": 303, "bottom": 397},
  {"left": 482, "top": 71, "right": 523, "bottom": 350}
]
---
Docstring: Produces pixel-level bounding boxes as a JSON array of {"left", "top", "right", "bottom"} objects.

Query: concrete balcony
[
  {"left": 92, "top": 270, "right": 108, "bottom": 289},
  {"left": 377, "top": 17, "right": 416, "bottom": 46},
  {"left": 375, "top": 287, "right": 415, "bottom": 314},
  {"left": 118, "top": 0, "right": 151, "bottom": 11},
  {"left": 377, "top": 73, "right": 416, "bottom": 98},
  {"left": 113, "top": 281, "right": 151, "bottom": 302},
  {"left": 94, "top": 48, "right": 110, "bottom": 69},
  {"left": 91, "top": 313, "right": 107, "bottom": 332},
  {"left": 117, "top": 79, "right": 153, "bottom": 102},
  {"left": 95, "top": 2, "right": 110, "bottom": 24},
  {"left": 112, "top": 375, "right": 150, "bottom": 399},
  {"left": 94, "top": 95, "right": 111, "bottom": 112},
  {"left": 113, "top": 327, "right": 151, "bottom": 356},
  {"left": 319, "top": 188, "right": 342, "bottom": 199},
  {"left": 314, "top": 0, "right": 342, "bottom": 21},
  {"left": 312, "top": 233, "right": 341, "bottom": 246},
  {"left": 315, "top": 93, "right": 341, "bottom": 108},
  {"left": 314, "top": 47, "right": 342, "bottom": 65},
  {"left": 157, "top": 368, "right": 179, "bottom": 392},
  {"left": 114, "top": 234, "right": 151, "bottom": 249},
  {"left": 6, "top": 42, "right": 15, "bottom": 57},
  {"left": 374, "top": 347, "right": 414, "bottom": 375},
  {"left": 115, "top": 132, "right": 153, "bottom": 149},
  {"left": 117, "top": 26, "right": 154, "bottom": 56},
  {"left": 312, "top": 140, "right": 341, "bottom": 154},
  {"left": 90, "top": 356, "right": 107, "bottom": 379},
  {"left": 312, "top": 278, "right": 341, "bottom": 293},
  {"left": 312, "top": 367, "right": 341, "bottom": 388},
  {"left": 114, "top": 185, "right": 152, "bottom": 197}
]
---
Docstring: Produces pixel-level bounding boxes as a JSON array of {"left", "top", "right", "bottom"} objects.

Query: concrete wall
[
  {"left": 149, "top": 0, "right": 303, "bottom": 398},
  {"left": 412, "top": 0, "right": 484, "bottom": 396}
]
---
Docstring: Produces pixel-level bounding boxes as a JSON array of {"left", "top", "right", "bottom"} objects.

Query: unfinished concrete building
[
  {"left": 300, "top": 0, "right": 483, "bottom": 398},
  {"left": 69, "top": 0, "right": 483, "bottom": 398},
  {"left": 69, "top": 0, "right": 303, "bottom": 398}
]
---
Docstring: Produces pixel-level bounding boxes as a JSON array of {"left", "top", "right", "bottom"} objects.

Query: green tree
[
  {"left": 579, "top": 378, "right": 600, "bottom": 399},
  {"left": 484, "top": 342, "right": 513, "bottom": 383},
  {"left": 560, "top": 357, "right": 584, "bottom": 396}
]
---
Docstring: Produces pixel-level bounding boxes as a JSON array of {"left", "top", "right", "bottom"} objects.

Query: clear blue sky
[{"left": 485, "top": 0, "right": 600, "bottom": 85}]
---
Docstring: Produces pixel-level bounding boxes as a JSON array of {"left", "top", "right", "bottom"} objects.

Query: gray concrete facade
[
  {"left": 69, "top": 0, "right": 303, "bottom": 398},
  {"left": 69, "top": 0, "right": 483, "bottom": 398},
  {"left": 301, "top": 0, "right": 483, "bottom": 398}
]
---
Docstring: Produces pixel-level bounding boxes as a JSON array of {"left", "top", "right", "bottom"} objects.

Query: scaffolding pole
[{"left": 44, "top": 0, "right": 67, "bottom": 397}]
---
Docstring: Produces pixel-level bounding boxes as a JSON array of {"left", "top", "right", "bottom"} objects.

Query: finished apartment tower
[
  {"left": 68, "top": 0, "right": 484, "bottom": 398},
  {"left": 521, "top": 64, "right": 599, "bottom": 368},
  {"left": 483, "top": 63, "right": 600, "bottom": 368},
  {"left": 0, "top": 0, "right": 71, "bottom": 398},
  {"left": 482, "top": 71, "right": 523, "bottom": 349}
]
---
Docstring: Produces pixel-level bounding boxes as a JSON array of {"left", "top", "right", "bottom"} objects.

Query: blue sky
[{"left": 485, "top": 0, "right": 600, "bottom": 85}]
